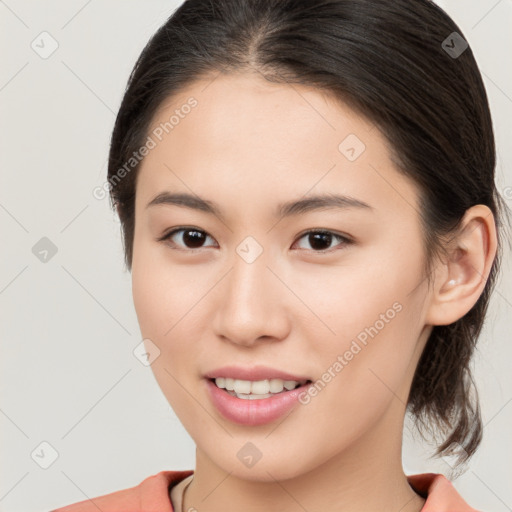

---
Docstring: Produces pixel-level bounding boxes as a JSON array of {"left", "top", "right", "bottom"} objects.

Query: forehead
[
  {"left": 136, "top": 71, "right": 421, "bottom": 219},
  {"left": 145, "top": 71, "right": 375, "bottom": 165}
]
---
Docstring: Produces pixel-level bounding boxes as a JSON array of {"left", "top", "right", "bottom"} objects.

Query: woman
[{"left": 52, "top": 0, "right": 509, "bottom": 510}]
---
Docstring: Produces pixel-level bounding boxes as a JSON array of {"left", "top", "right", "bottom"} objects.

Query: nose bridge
[
  {"left": 227, "top": 238, "right": 272, "bottom": 318},
  {"left": 213, "top": 236, "right": 287, "bottom": 345},
  {"left": 233, "top": 238, "right": 268, "bottom": 301}
]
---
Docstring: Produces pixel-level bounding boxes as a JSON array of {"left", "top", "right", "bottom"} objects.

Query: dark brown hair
[{"left": 107, "top": 0, "right": 510, "bottom": 466}]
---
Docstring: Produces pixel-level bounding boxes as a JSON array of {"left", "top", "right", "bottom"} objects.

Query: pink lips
[{"left": 203, "top": 365, "right": 312, "bottom": 426}]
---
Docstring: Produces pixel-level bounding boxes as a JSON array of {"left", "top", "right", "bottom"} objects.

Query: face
[{"left": 131, "top": 72, "right": 434, "bottom": 481}]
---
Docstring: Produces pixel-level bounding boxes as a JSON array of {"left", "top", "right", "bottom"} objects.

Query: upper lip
[{"left": 204, "top": 365, "right": 311, "bottom": 382}]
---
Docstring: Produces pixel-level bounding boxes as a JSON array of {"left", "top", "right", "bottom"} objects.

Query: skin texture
[{"left": 130, "top": 71, "right": 497, "bottom": 512}]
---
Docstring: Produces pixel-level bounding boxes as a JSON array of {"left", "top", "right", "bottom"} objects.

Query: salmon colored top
[{"left": 50, "top": 470, "right": 481, "bottom": 512}]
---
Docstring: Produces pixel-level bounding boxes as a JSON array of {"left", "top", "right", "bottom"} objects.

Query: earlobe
[{"left": 425, "top": 205, "right": 497, "bottom": 326}]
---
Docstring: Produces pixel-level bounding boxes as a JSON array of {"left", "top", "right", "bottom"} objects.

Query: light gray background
[{"left": 1, "top": 1, "right": 511, "bottom": 511}]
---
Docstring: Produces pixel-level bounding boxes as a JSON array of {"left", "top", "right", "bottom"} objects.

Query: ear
[{"left": 425, "top": 204, "right": 498, "bottom": 326}]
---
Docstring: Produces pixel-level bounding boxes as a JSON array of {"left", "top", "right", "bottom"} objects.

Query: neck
[{"left": 183, "top": 400, "right": 426, "bottom": 512}]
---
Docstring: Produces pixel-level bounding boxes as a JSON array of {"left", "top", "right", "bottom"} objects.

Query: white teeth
[
  {"left": 251, "top": 380, "right": 270, "bottom": 394},
  {"left": 214, "top": 377, "right": 306, "bottom": 396},
  {"left": 230, "top": 392, "right": 274, "bottom": 400},
  {"left": 283, "top": 380, "right": 298, "bottom": 390},
  {"left": 269, "top": 379, "right": 284, "bottom": 393},
  {"left": 233, "top": 379, "right": 251, "bottom": 394}
]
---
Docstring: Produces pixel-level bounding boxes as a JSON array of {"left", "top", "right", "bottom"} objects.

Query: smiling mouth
[{"left": 209, "top": 377, "right": 312, "bottom": 400}]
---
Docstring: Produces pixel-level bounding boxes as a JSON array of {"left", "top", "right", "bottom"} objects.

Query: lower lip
[{"left": 205, "top": 379, "right": 311, "bottom": 426}]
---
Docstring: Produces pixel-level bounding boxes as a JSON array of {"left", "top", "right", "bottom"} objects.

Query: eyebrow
[{"left": 146, "top": 191, "right": 373, "bottom": 221}]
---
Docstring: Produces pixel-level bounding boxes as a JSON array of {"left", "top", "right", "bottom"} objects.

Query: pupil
[
  {"left": 309, "top": 232, "right": 331, "bottom": 250},
  {"left": 184, "top": 230, "right": 205, "bottom": 248}
]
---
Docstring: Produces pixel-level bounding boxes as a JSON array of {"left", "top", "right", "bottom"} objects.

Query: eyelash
[{"left": 156, "top": 227, "right": 353, "bottom": 254}]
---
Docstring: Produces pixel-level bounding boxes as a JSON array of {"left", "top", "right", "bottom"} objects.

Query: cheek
[
  {"left": 290, "top": 252, "right": 423, "bottom": 350},
  {"left": 131, "top": 243, "right": 203, "bottom": 422},
  {"left": 300, "top": 246, "right": 427, "bottom": 414},
  {"left": 131, "top": 239, "right": 214, "bottom": 393},
  {"left": 131, "top": 236, "right": 192, "bottom": 340},
  {"left": 295, "top": 297, "right": 425, "bottom": 464},
  {"left": 131, "top": 256, "right": 163, "bottom": 340}
]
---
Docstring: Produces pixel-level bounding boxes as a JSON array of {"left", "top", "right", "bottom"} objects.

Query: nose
[{"left": 212, "top": 248, "right": 291, "bottom": 348}]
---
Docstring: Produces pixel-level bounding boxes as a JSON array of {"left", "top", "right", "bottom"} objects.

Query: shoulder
[
  {"left": 50, "top": 469, "right": 194, "bottom": 512},
  {"left": 407, "top": 473, "right": 481, "bottom": 512},
  {"left": 52, "top": 470, "right": 479, "bottom": 511}
]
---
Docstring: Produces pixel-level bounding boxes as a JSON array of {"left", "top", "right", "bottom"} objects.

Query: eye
[
  {"left": 292, "top": 229, "right": 353, "bottom": 252},
  {"left": 158, "top": 227, "right": 352, "bottom": 253},
  {"left": 157, "top": 227, "right": 217, "bottom": 251}
]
